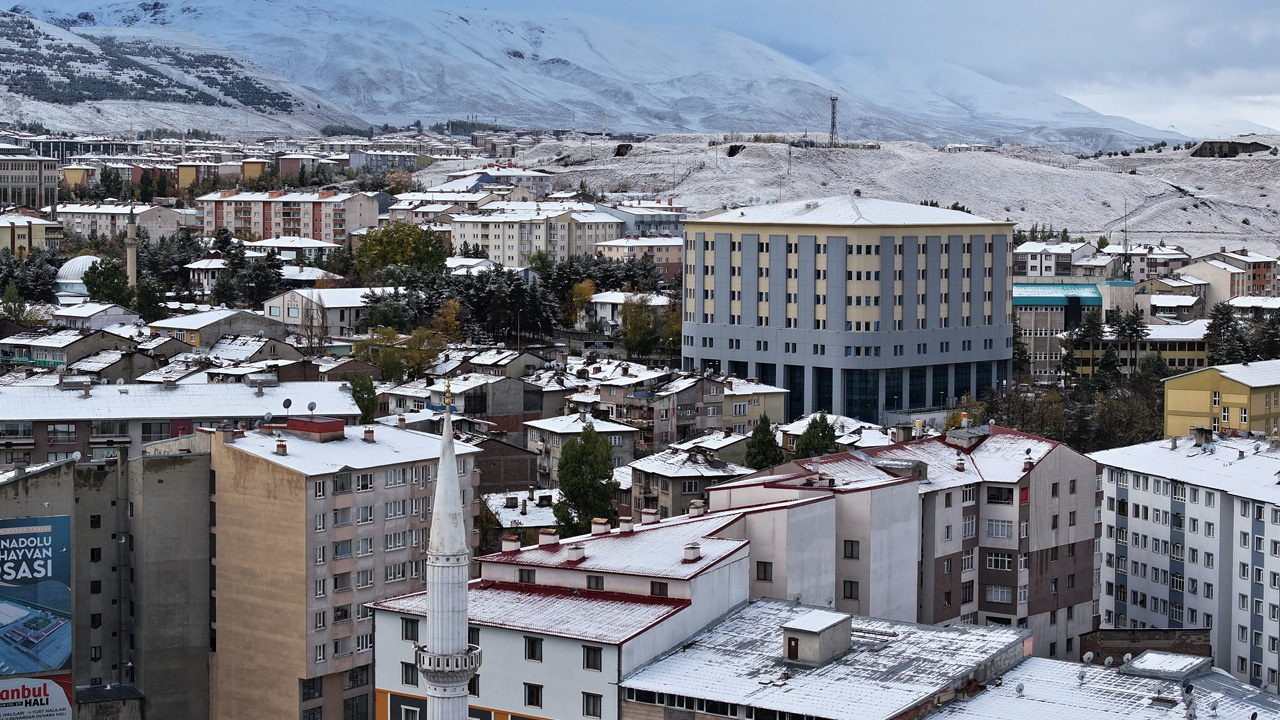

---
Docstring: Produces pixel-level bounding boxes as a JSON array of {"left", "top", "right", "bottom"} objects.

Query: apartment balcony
[{"left": 88, "top": 433, "right": 131, "bottom": 446}]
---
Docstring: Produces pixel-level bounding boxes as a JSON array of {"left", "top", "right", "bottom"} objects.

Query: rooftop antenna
[{"left": 829, "top": 96, "right": 839, "bottom": 146}]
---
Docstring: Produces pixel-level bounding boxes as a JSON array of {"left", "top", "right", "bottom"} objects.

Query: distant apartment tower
[
  {"left": 196, "top": 190, "right": 380, "bottom": 246},
  {"left": 0, "top": 142, "right": 58, "bottom": 208},
  {"left": 681, "top": 196, "right": 1014, "bottom": 423}
]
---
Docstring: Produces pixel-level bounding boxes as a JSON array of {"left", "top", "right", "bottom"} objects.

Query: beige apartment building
[
  {"left": 196, "top": 190, "right": 380, "bottom": 247},
  {"left": 207, "top": 417, "right": 481, "bottom": 720},
  {"left": 452, "top": 209, "right": 623, "bottom": 264}
]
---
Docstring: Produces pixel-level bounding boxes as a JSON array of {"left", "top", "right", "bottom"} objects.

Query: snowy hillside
[
  {"left": 16, "top": 0, "right": 1182, "bottom": 152},
  {"left": 425, "top": 134, "right": 1280, "bottom": 257},
  {"left": 0, "top": 10, "right": 366, "bottom": 136}
]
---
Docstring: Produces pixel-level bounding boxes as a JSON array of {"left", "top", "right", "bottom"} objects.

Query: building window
[
  {"left": 524, "top": 683, "right": 543, "bottom": 708},
  {"left": 651, "top": 581, "right": 669, "bottom": 597},
  {"left": 985, "top": 585, "right": 1014, "bottom": 604},
  {"left": 756, "top": 561, "right": 773, "bottom": 581},
  {"left": 467, "top": 675, "right": 480, "bottom": 697},
  {"left": 301, "top": 677, "right": 323, "bottom": 701},
  {"left": 583, "top": 693, "right": 603, "bottom": 718},
  {"left": 587, "top": 575, "right": 604, "bottom": 590},
  {"left": 402, "top": 618, "right": 419, "bottom": 642},
  {"left": 843, "top": 580, "right": 860, "bottom": 599},
  {"left": 583, "top": 645, "right": 603, "bottom": 671},
  {"left": 525, "top": 636, "right": 543, "bottom": 661},
  {"left": 401, "top": 662, "right": 418, "bottom": 686},
  {"left": 844, "top": 540, "right": 860, "bottom": 559},
  {"left": 519, "top": 569, "right": 536, "bottom": 584}
]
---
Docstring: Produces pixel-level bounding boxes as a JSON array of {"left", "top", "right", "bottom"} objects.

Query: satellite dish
[
  {"left": 116, "top": 378, "right": 124, "bottom": 385},
  {"left": 283, "top": 398, "right": 293, "bottom": 409},
  {"left": 70, "top": 451, "right": 81, "bottom": 461},
  {"left": 264, "top": 412, "right": 273, "bottom": 423},
  {"left": 1123, "top": 653, "right": 1132, "bottom": 664},
  {"left": 1104, "top": 657, "right": 1114, "bottom": 668},
  {"left": 308, "top": 401, "right": 317, "bottom": 412},
  {"left": 1184, "top": 683, "right": 1193, "bottom": 696},
  {"left": 1077, "top": 669, "right": 1086, "bottom": 684},
  {"left": 1082, "top": 652, "right": 1094, "bottom": 664},
  {"left": 1015, "top": 683, "right": 1024, "bottom": 697}
]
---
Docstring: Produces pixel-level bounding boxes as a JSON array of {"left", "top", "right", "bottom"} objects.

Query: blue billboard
[{"left": 0, "top": 517, "right": 71, "bottom": 677}]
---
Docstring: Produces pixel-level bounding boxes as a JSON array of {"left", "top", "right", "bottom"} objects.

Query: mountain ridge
[{"left": 13, "top": 1, "right": 1185, "bottom": 151}]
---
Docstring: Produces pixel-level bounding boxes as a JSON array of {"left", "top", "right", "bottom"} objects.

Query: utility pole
[{"left": 829, "top": 96, "right": 839, "bottom": 146}]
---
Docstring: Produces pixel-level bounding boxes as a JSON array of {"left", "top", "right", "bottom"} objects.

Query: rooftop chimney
[
  {"left": 504, "top": 496, "right": 518, "bottom": 509},
  {"left": 688, "top": 500, "right": 706, "bottom": 518},
  {"left": 961, "top": 411, "right": 970, "bottom": 429},
  {"left": 501, "top": 535, "right": 521, "bottom": 552},
  {"left": 81, "top": 385, "right": 91, "bottom": 398},
  {"left": 397, "top": 414, "right": 406, "bottom": 429},
  {"left": 1171, "top": 436, "right": 1178, "bottom": 451},
  {"left": 537, "top": 528, "right": 560, "bottom": 546},
  {"left": 275, "top": 439, "right": 287, "bottom": 456},
  {"left": 683, "top": 543, "right": 702, "bottom": 562},
  {"left": 619, "top": 516, "right": 634, "bottom": 532},
  {"left": 520, "top": 499, "right": 528, "bottom": 515},
  {"left": 566, "top": 544, "right": 586, "bottom": 562},
  {"left": 591, "top": 518, "right": 611, "bottom": 535},
  {"left": 955, "top": 455, "right": 966, "bottom": 472},
  {"left": 641, "top": 508, "right": 659, "bottom": 525},
  {"left": 1022, "top": 455, "right": 1034, "bottom": 472},
  {"left": 363, "top": 427, "right": 375, "bottom": 443}
]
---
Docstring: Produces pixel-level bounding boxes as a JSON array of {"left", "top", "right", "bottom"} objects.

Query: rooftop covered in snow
[{"left": 691, "top": 195, "right": 1003, "bottom": 227}]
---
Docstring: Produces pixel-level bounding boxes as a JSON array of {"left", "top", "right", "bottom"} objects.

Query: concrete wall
[{"left": 127, "top": 447, "right": 212, "bottom": 719}]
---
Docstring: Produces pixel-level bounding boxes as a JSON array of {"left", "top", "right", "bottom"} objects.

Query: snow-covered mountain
[
  {"left": 0, "top": 10, "right": 368, "bottom": 136},
  {"left": 13, "top": 0, "right": 1183, "bottom": 151}
]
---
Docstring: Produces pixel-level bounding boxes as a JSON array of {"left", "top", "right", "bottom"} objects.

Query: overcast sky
[{"left": 464, "top": 0, "right": 1280, "bottom": 135}]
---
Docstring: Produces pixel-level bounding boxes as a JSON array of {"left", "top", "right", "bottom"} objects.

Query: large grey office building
[{"left": 681, "top": 195, "right": 1014, "bottom": 423}]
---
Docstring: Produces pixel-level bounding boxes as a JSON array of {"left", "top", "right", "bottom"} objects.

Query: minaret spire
[{"left": 418, "top": 376, "right": 481, "bottom": 720}]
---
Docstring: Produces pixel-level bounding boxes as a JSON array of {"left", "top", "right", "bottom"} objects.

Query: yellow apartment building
[{"left": 1163, "top": 359, "right": 1280, "bottom": 437}]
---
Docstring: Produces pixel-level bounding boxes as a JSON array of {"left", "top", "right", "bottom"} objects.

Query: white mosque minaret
[{"left": 417, "top": 380, "right": 482, "bottom": 720}]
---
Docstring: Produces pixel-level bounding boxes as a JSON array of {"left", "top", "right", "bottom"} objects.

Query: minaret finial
[{"left": 444, "top": 375, "right": 452, "bottom": 409}]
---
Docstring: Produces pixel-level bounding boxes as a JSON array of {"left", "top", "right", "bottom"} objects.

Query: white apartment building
[
  {"left": 1012, "top": 241, "right": 1096, "bottom": 277},
  {"left": 713, "top": 423, "right": 1098, "bottom": 660},
  {"left": 1092, "top": 429, "right": 1280, "bottom": 690},
  {"left": 196, "top": 190, "right": 380, "bottom": 247},
  {"left": 452, "top": 209, "right": 623, "bottom": 264},
  {"left": 373, "top": 510, "right": 753, "bottom": 720},
  {"left": 46, "top": 203, "right": 191, "bottom": 238},
  {"left": 263, "top": 287, "right": 396, "bottom": 337}
]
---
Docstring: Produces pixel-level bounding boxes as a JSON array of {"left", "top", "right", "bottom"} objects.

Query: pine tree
[
  {"left": 794, "top": 412, "right": 836, "bottom": 459},
  {"left": 81, "top": 258, "right": 134, "bottom": 308},
  {"left": 1205, "top": 302, "right": 1247, "bottom": 365},
  {"left": 744, "top": 413, "right": 784, "bottom": 469},
  {"left": 553, "top": 425, "right": 619, "bottom": 537},
  {"left": 1011, "top": 315, "right": 1031, "bottom": 376},
  {"left": 0, "top": 281, "right": 26, "bottom": 322},
  {"left": 137, "top": 171, "right": 154, "bottom": 203}
]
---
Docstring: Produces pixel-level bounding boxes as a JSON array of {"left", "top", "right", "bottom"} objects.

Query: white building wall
[{"left": 868, "top": 481, "right": 921, "bottom": 621}]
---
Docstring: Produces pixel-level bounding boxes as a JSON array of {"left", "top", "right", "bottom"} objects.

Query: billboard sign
[
  {"left": 0, "top": 677, "right": 71, "bottom": 720},
  {"left": 0, "top": 517, "right": 72, "bottom": 677}
]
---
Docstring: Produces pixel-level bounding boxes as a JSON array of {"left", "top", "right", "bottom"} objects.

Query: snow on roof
[
  {"left": 1, "top": 329, "right": 95, "bottom": 348},
  {"left": 671, "top": 431, "right": 748, "bottom": 452},
  {"left": 835, "top": 422, "right": 897, "bottom": 448},
  {"left": 780, "top": 413, "right": 876, "bottom": 437},
  {"left": 692, "top": 195, "right": 1001, "bottom": 227},
  {"left": 53, "top": 302, "right": 130, "bottom": 318},
  {"left": 1197, "top": 259, "right": 1247, "bottom": 273},
  {"left": 149, "top": 309, "right": 252, "bottom": 330},
  {"left": 56, "top": 255, "right": 100, "bottom": 282},
  {"left": 197, "top": 190, "right": 361, "bottom": 203},
  {"left": 484, "top": 514, "right": 747, "bottom": 580},
  {"left": 1218, "top": 249, "right": 1277, "bottom": 263},
  {"left": 612, "top": 465, "right": 633, "bottom": 490},
  {"left": 1098, "top": 319, "right": 1209, "bottom": 341},
  {"left": 0, "top": 460, "right": 68, "bottom": 488},
  {"left": 469, "top": 348, "right": 523, "bottom": 366},
  {"left": 425, "top": 373, "right": 504, "bottom": 394},
  {"left": 782, "top": 609, "right": 847, "bottom": 633},
  {"left": 66, "top": 349, "right": 126, "bottom": 373},
  {"left": 723, "top": 378, "right": 787, "bottom": 396},
  {"left": 1072, "top": 255, "right": 1114, "bottom": 266},
  {"left": 524, "top": 414, "right": 638, "bottom": 435},
  {"left": 483, "top": 488, "right": 561, "bottom": 528},
  {"left": 933, "top": 655, "right": 1277, "bottom": 720},
  {"left": 621, "top": 599, "right": 1026, "bottom": 720},
  {"left": 1013, "top": 241, "right": 1090, "bottom": 254},
  {"left": 595, "top": 237, "right": 683, "bottom": 248},
  {"left": 49, "top": 203, "right": 168, "bottom": 216},
  {"left": 1090, "top": 433, "right": 1280, "bottom": 504},
  {"left": 1121, "top": 650, "right": 1208, "bottom": 677},
  {"left": 0, "top": 214, "right": 59, "bottom": 228},
  {"left": 628, "top": 448, "right": 751, "bottom": 479},
  {"left": 1228, "top": 296, "right": 1280, "bottom": 310},
  {"left": 281, "top": 265, "right": 342, "bottom": 282},
  {"left": 521, "top": 369, "right": 589, "bottom": 393},
  {"left": 1148, "top": 294, "right": 1199, "bottom": 307},
  {"left": 1159, "top": 276, "right": 1209, "bottom": 287},
  {"left": 1012, "top": 283, "right": 1102, "bottom": 304},
  {"left": 373, "top": 580, "right": 688, "bottom": 645},
  {"left": 206, "top": 335, "right": 276, "bottom": 361},
  {"left": 286, "top": 287, "right": 397, "bottom": 308},
  {"left": 246, "top": 237, "right": 341, "bottom": 249},
  {"left": 0, "top": 382, "right": 358, "bottom": 422},
  {"left": 1209, "top": 358, "right": 1280, "bottom": 386},
  {"left": 590, "top": 291, "right": 669, "bottom": 306},
  {"left": 226, "top": 423, "right": 478, "bottom": 476}
]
